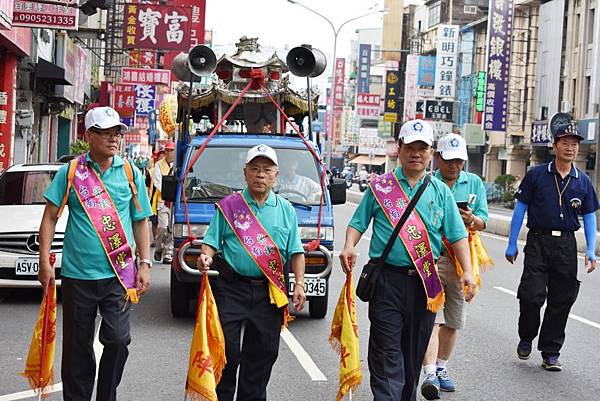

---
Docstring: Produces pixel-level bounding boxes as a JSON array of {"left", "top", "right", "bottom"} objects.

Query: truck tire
[
  {"left": 170, "top": 269, "right": 191, "bottom": 317},
  {"left": 308, "top": 284, "right": 329, "bottom": 319}
]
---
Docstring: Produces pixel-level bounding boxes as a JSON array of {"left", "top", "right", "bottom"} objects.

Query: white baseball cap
[
  {"left": 437, "top": 133, "right": 468, "bottom": 161},
  {"left": 399, "top": 119, "right": 434, "bottom": 146},
  {"left": 85, "top": 106, "right": 129, "bottom": 132},
  {"left": 245, "top": 144, "right": 278, "bottom": 166}
]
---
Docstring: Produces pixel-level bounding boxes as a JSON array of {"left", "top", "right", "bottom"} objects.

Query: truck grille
[{"left": 0, "top": 232, "right": 64, "bottom": 255}]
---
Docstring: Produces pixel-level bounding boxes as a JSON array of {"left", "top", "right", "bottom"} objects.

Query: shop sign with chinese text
[
  {"left": 356, "top": 93, "right": 380, "bottom": 119},
  {"left": 424, "top": 100, "right": 453, "bottom": 121},
  {"left": 174, "top": 0, "right": 206, "bottom": 47},
  {"left": 531, "top": 120, "right": 551, "bottom": 144},
  {"left": 333, "top": 58, "right": 345, "bottom": 115},
  {"left": 129, "top": 50, "right": 156, "bottom": 68},
  {"left": 134, "top": 85, "right": 155, "bottom": 116},
  {"left": 434, "top": 25, "right": 459, "bottom": 98},
  {"left": 123, "top": 3, "right": 192, "bottom": 51},
  {"left": 114, "top": 84, "right": 136, "bottom": 118},
  {"left": 121, "top": 67, "right": 171, "bottom": 85},
  {"left": 483, "top": 0, "right": 515, "bottom": 132},
  {"left": 13, "top": 0, "right": 78, "bottom": 30},
  {"left": 403, "top": 54, "right": 419, "bottom": 122},
  {"left": 383, "top": 70, "right": 401, "bottom": 122},
  {"left": 475, "top": 71, "right": 486, "bottom": 112},
  {"left": 0, "top": 0, "right": 12, "bottom": 30},
  {"left": 417, "top": 55, "right": 436, "bottom": 89},
  {"left": 357, "top": 44, "right": 371, "bottom": 94}
]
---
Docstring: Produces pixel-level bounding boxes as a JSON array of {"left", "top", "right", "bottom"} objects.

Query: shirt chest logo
[{"left": 569, "top": 197, "right": 581, "bottom": 209}]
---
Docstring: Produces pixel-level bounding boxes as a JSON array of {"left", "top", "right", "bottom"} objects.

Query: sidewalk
[{"left": 347, "top": 189, "right": 598, "bottom": 253}]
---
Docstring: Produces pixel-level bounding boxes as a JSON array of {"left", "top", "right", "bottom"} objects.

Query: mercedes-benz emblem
[{"left": 26, "top": 234, "right": 40, "bottom": 253}]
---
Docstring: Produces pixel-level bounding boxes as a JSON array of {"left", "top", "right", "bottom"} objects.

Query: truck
[{"left": 160, "top": 37, "right": 346, "bottom": 318}]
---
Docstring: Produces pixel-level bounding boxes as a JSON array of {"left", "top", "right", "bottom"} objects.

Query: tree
[{"left": 70, "top": 140, "right": 89, "bottom": 155}]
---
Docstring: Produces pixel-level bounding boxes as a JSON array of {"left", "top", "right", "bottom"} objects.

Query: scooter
[
  {"left": 359, "top": 180, "right": 368, "bottom": 192},
  {"left": 345, "top": 176, "right": 353, "bottom": 189}
]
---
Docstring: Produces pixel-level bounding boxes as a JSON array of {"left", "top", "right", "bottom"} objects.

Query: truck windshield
[{"left": 184, "top": 146, "right": 323, "bottom": 204}]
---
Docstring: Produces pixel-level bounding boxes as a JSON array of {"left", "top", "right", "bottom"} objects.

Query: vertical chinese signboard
[
  {"left": 134, "top": 85, "right": 156, "bottom": 116},
  {"left": 174, "top": 0, "right": 206, "bottom": 47},
  {"left": 434, "top": 25, "right": 459, "bottom": 98},
  {"left": 383, "top": 70, "right": 401, "bottom": 122},
  {"left": 357, "top": 44, "right": 371, "bottom": 94},
  {"left": 417, "top": 55, "right": 436, "bottom": 89},
  {"left": 403, "top": 54, "right": 419, "bottom": 122},
  {"left": 123, "top": 3, "right": 192, "bottom": 50},
  {"left": 331, "top": 58, "right": 345, "bottom": 147},
  {"left": 475, "top": 71, "right": 486, "bottom": 112},
  {"left": 483, "top": 0, "right": 515, "bottom": 132},
  {"left": 114, "top": 84, "right": 136, "bottom": 118}
]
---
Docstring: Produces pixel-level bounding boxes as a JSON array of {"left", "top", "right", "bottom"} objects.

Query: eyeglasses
[
  {"left": 90, "top": 129, "right": 124, "bottom": 139},
  {"left": 246, "top": 165, "right": 278, "bottom": 175}
]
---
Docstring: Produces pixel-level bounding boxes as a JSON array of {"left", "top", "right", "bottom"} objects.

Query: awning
[
  {"left": 348, "top": 155, "right": 386, "bottom": 165},
  {"left": 35, "top": 59, "right": 72, "bottom": 85}
]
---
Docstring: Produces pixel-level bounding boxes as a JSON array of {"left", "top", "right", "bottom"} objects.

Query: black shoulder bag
[{"left": 356, "top": 174, "right": 431, "bottom": 302}]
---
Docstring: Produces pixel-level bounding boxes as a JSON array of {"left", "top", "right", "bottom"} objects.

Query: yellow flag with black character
[
  {"left": 185, "top": 274, "right": 226, "bottom": 401},
  {"left": 329, "top": 272, "right": 362, "bottom": 401},
  {"left": 19, "top": 255, "right": 57, "bottom": 399}
]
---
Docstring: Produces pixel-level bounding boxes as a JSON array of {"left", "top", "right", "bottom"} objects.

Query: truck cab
[{"left": 167, "top": 134, "right": 345, "bottom": 318}]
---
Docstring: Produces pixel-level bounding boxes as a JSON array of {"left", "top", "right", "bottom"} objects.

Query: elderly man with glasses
[{"left": 196, "top": 144, "right": 306, "bottom": 401}]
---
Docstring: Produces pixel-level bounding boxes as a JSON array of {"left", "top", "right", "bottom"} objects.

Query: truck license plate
[
  {"left": 15, "top": 258, "right": 39, "bottom": 275},
  {"left": 288, "top": 278, "right": 326, "bottom": 297}
]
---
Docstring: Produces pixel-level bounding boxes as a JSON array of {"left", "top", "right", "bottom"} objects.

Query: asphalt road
[{"left": 1, "top": 200, "right": 599, "bottom": 401}]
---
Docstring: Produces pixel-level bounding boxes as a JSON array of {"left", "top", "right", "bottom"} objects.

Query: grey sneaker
[{"left": 421, "top": 372, "right": 441, "bottom": 400}]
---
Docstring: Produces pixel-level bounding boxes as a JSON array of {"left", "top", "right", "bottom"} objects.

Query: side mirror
[
  {"left": 328, "top": 178, "right": 347, "bottom": 205},
  {"left": 161, "top": 176, "right": 178, "bottom": 202}
]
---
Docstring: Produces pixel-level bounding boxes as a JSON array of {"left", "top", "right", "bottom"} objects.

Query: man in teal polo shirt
[
  {"left": 340, "top": 119, "right": 477, "bottom": 401},
  {"left": 38, "top": 106, "right": 152, "bottom": 401},
  {"left": 420, "top": 133, "right": 489, "bottom": 400},
  {"left": 196, "top": 144, "right": 306, "bottom": 401}
]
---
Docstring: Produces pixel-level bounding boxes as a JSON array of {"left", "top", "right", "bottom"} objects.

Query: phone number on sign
[{"left": 14, "top": 13, "right": 76, "bottom": 26}]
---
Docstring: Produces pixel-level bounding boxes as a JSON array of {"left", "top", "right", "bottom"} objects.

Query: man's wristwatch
[{"left": 139, "top": 259, "right": 153, "bottom": 268}]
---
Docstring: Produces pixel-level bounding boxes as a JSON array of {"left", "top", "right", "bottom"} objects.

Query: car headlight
[
  {"left": 173, "top": 224, "right": 209, "bottom": 238},
  {"left": 298, "top": 226, "right": 334, "bottom": 241}
]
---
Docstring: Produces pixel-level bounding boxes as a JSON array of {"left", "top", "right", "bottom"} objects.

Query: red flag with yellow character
[
  {"left": 329, "top": 271, "right": 362, "bottom": 401},
  {"left": 185, "top": 273, "right": 226, "bottom": 401}
]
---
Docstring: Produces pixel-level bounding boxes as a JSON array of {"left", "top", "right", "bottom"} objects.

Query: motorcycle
[
  {"left": 345, "top": 176, "right": 353, "bottom": 189},
  {"left": 358, "top": 179, "right": 368, "bottom": 192}
]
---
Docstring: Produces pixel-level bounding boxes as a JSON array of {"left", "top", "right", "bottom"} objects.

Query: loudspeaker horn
[
  {"left": 188, "top": 45, "right": 217, "bottom": 77},
  {"left": 171, "top": 52, "right": 192, "bottom": 82},
  {"left": 286, "top": 45, "right": 327, "bottom": 78}
]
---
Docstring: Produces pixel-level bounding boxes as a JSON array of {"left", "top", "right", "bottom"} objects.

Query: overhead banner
[
  {"left": 356, "top": 93, "right": 380, "bottom": 119},
  {"left": 357, "top": 44, "right": 371, "bottom": 94},
  {"left": 12, "top": 0, "right": 78, "bottom": 30},
  {"left": 383, "top": 70, "right": 401, "bottom": 122},
  {"left": 121, "top": 67, "right": 171, "bottom": 85},
  {"left": 123, "top": 3, "right": 192, "bottom": 50},
  {"left": 483, "top": 0, "right": 515, "bottom": 132},
  {"left": 434, "top": 25, "right": 459, "bottom": 98}
]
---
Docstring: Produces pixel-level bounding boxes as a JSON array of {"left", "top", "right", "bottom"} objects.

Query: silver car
[{"left": 0, "top": 163, "right": 67, "bottom": 288}]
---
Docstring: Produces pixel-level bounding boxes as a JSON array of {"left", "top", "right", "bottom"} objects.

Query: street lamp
[{"left": 287, "top": 0, "right": 387, "bottom": 169}]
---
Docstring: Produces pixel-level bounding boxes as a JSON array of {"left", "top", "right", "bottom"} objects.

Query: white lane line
[
  {"left": 280, "top": 328, "right": 327, "bottom": 382},
  {"left": 494, "top": 286, "right": 600, "bottom": 330},
  {"left": 1, "top": 321, "right": 103, "bottom": 400}
]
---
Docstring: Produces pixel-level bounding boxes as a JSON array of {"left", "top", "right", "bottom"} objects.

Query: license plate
[
  {"left": 15, "top": 258, "right": 39, "bottom": 275},
  {"left": 288, "top": 278, "right": 326, "bottom": 297}
]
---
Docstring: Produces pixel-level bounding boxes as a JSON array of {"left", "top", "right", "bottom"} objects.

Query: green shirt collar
[
  {"left": 395, "top": 167, "right": 427, "bottom": 187},
  {"left": 242, "top": 188, "right": 277, "bottom": 207}
]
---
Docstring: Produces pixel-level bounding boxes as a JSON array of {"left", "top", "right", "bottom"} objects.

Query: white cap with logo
[
  {"left": 399, "top": 119, "right": 434, "bottom": 146},
  {"left": 437, "top": 133, "right": 468, "bottom": 161},
  {"left": 246, "top": 144, "right": 278, "bottom": 166},
  {"left": 85, "top": 106, "right": 129, "bottom": 132}
]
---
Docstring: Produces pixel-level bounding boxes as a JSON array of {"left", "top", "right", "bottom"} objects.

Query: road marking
[
  {"left": 0, "top": 321, "right": 103, "bottom": 400},
  {"left": 280, "top": 328, "right": 327, "bottom": 382},
  {"left": 494, "top": 286, "right": 600, "bottom": 330}
]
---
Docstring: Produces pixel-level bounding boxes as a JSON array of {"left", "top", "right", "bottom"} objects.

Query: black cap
[{"left": 553, "top": 123, "right": 584, "bottom": 142}]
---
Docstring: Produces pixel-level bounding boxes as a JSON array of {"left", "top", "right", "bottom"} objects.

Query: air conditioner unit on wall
[
  {"left": 560, "top": 100, "right": 572, "bottom": 113},
  {"left": 464, "top": 5, "right": 478, "bottom": 14}
]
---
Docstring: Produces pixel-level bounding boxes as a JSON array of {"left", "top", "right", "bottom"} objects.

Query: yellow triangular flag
[
  {"left": 329, "top": 272, "right": 362, "bottom": 401},
  {"left": 185, "top": 274, "right": 226, "bottom": 401},
  {"left": 20, "top": 283, "right": 57, "bottom": 399}
]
